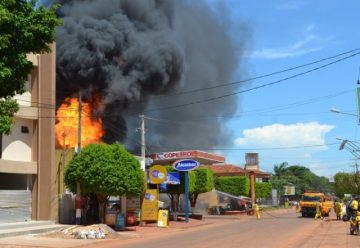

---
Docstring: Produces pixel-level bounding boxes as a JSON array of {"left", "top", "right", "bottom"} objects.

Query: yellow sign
[
  {"left": 141, "top": 189, "right": 158, "bottom": 221},
  {"left": 157, "top": 209, "right": 169, "bottom": 228},
  {"left": 284, "top": 185, "right": 295, "bottom": 195},
  {"left": 149, "top": 165, "right": 167, "bottom": 184}
]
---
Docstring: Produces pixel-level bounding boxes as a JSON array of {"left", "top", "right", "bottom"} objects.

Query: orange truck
[{"left": 299, "top": 192, "right": 333, "bottom": 217}]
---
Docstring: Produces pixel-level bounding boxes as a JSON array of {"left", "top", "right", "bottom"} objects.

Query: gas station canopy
[{"left": 149, "top": 150, "right": 225, "bottom": 165}]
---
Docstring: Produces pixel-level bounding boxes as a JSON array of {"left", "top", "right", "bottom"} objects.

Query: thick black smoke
[{"left": 51, "top": 0, "right": 248, "bottom": 155}]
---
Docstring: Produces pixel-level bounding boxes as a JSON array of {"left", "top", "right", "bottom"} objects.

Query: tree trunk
[
  {"left": 189, "top": 193, "right": 198, "bottom": 208},
  {"left": 97, "top": 194, "right": 108, "bottom": 223}
]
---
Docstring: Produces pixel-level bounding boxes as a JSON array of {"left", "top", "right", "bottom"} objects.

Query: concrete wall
[
  {"left": 2, "top": 118, "right": 33, "bottom": 162},
  {"left": 31, "top": 43, "right": 57, "bottom": 221}
]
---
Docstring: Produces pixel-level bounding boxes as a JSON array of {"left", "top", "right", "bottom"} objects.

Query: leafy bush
[
  {"left": 64, "top": 143, "right": 145, "bottom": 197},
  {"left": 255, "top": 182, "right": 272, "bottom": 198},
  {"left": 214, "top": 176, "right": 250, "bottom": 196}
]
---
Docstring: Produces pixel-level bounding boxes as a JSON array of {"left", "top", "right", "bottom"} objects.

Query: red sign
[{"left": 154, "top": 151, "right": 197, "bottom": 160}]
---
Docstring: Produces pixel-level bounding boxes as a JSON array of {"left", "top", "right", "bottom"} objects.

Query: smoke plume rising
[{"left": 51, "top": 0, "right": 248, "bottom": 155}]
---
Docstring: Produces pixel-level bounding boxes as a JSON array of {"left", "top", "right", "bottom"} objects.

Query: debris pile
[{"left": 45, "top": 224, "right": 121, "bottom": 239}]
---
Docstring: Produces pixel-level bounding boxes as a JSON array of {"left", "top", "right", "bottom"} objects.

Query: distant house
[
  {"left": 202, "top": 163, "right": 271, "bottom": 182},
  {"left": 204, "top": 153, "right": 272, "bottom": 204}
]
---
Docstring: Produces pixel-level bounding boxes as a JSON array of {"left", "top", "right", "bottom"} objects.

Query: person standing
[
  {"left": 285, "top": 198, "right": 289, "bottom": 209},
  {"left": 335, "top": 201, "right": 342, "bottom": 220},
  {"left": 350, "top": 197, "right": 359, "bottom": 220},
  {"left": 254, "top": 203, "right": 260, "bottom": 220},
  {"left": 314, "top": 201, "right": 323, "bottom": 220}
]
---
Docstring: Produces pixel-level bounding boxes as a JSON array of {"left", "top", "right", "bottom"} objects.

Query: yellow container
[{"left": 157, "top": 209, "right": 169, "bottom": 228}]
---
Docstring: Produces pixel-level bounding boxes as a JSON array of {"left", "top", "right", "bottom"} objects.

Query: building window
[{"left": 21, "top": 126, "right": 29, "bottom": 133}]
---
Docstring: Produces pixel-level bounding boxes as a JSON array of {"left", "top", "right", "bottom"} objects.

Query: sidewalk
[{"left": 0, "top": 216, "right": 235, "bottom": 248}]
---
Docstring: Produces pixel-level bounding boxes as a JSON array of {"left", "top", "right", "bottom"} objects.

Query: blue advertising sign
[
  {"left": 165, "top": 172, "right": 180, "bottom": 185},
  {"left": 159, "top": 172, "right": 181, "bottom": 192},
  {"left": 172, "top": 159, "right": 200, "bottom": 171}
]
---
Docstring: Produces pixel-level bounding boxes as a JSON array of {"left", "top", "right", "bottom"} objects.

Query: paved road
[
  {"left": 91, "top": 209, "right": 360, "bottom": 248},
  {"left": 1, "top": 209, "right": 360, "bottom": 247}
]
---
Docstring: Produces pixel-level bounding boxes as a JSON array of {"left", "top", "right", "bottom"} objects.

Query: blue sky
[{"left": 206, "top": 0, "right": 360, "bottom": 177}]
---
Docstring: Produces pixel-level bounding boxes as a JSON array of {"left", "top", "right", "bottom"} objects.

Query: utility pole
[
  {"left": 77, "top": 93, "right": 82, "bottom": 154},
  {"left": 75, "top": 93, "right": 82, "bottom": 225},
  {"left": 59, "top": 132, "right": 66, "bottom": 194},
  {"left": 139, "top": 114, "right": 146, "bottom": 226},
  {"left": 140, "top": 114, "right": 146, "bottom": 171}
]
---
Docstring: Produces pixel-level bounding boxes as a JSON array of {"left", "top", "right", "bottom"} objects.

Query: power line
[
  {"left": 160, "top": 47, "right": 360, "bottom": 97},
  {"left": 143, "top": 89, "right": 353, "bottom": 122},
  {"left": 141, "top": 51, "right": 360, "bottom": 113},
  {"left": 149, "top": 142, "right": 340, "bottom": 152},
  {"left": 17, "top": 87, "right": 353, "bottom": 121},
  {"left": 12, "top": 48, "right": 360, "bottom": 115}
]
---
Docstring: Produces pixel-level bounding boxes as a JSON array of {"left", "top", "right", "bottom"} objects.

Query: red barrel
[{"left": 126, "top": 211, "right": 136, "bottom": 226}]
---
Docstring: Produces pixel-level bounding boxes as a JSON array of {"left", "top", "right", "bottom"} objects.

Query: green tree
[
  {"left": 64, "top": 143, "right": 145, "bottom": 222},
  {"left": 0, "top": 99, "right": 18, "bottom": 134},
  {"left": 255, "top": 182, "right": 272, "bottom": 199},
  {"left": 273, "top": 162, "right": 289, "bottom": 177},
  {"left": 214, "top": 176, "right": 250, "bottom": 196},
  {"left": 0, "top": 0, "right": 61, "bottom": 134},
  {"left": 334, "top": 172, "right": 360, "bottom": 196},
  {"left": 271, "top": 163, "right": 334, "bottom": 201},
  {"left": 189, "top": 168, "right": 214, "bottom": 207},
  {"left": 161, "top": 166, "right": 214, "bottom": 211}
]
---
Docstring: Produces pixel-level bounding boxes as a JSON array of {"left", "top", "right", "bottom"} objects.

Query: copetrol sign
[
  {"left": 172, "top": 159, "right": 200, "bottom": 172},
  {"left": 155, "top": 151, "right": 196, "bottom": 160}
]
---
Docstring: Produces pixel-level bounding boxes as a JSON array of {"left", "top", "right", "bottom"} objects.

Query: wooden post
[{"left": 250, "top": 171, "right": 256, "bottom": 204}]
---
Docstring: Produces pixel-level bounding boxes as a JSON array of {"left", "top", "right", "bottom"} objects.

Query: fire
[{"left": 55, "top": 96, "right": 104, "bottom": 148}]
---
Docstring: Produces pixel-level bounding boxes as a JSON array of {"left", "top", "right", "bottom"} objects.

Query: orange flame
[{"left": 55, "top": 96, "right": 104, "bottom": 148}]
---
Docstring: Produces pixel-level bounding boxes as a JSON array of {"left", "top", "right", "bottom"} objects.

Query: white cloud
[
  {"left": 250, "top": 46, "right": 322, "bottom": 59},
  {"left": 304, "top": 153, "right": 312, "bottom": 159},
  {"left": 248, "top": 25, "right": 326, "bottom": 59},
  {"left": 232, "top": 122, "right": 335, "bottom": 175},
  {"left": 234, "top": 122, "right": 334, "bottom": 149}
]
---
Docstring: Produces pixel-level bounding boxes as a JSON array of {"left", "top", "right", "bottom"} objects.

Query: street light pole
[{"left": 337, "top": 138, "right": 360, "bottom": 174}]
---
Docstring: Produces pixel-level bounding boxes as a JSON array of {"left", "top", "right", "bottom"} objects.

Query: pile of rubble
[{"left": 45, "top": 224, "right": 121, "bottom": 239}]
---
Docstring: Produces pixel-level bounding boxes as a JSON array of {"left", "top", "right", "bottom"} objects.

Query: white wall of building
[{"left": 2, "top": 118, "right": 33, "bottom": 162}]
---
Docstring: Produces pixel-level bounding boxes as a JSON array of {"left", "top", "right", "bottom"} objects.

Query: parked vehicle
[
  {"left": 299, "top": 192, "right": 333, "bottom": 217},
  {"left": 342, "top": 199, "right": 355, "bottom": 221}
]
